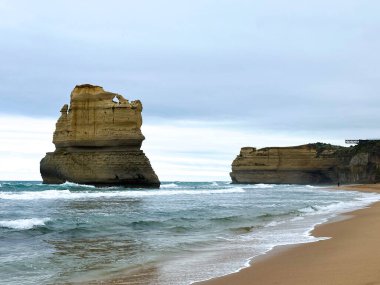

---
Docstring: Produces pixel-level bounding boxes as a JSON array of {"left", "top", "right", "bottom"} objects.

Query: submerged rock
[
  {"left": 40, "top": 84, "right": 160, "bottom": 187},
  {"left": 230, "top": 142, "right": 380, "bottom": 185}
]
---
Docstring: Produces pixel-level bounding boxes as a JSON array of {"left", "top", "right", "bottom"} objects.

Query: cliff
[
  {"left": 40, "top": 84, "right": 160, "bottom": 187},
  {"left": 230, "top": 142, "right": 380, "bottom": 185}
]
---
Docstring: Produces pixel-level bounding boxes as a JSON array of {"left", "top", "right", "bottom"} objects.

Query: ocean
[{"left": 0, "top": 181, "right": 379, "bottom": 285}]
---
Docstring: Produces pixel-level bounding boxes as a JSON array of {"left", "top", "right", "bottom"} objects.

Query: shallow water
[{"left": 0, "top": 181, "right": 379, "bottom": 284}]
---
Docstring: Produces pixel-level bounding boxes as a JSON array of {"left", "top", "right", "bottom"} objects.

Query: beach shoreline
[{"left": 195, "top": 184, "right": 380, "bottom": 285}]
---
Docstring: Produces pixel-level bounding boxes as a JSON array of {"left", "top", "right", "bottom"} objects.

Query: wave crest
[
  {"left": 160, "top": 183, "right": 179, "bottom": 189},
  {"left": 60, "top": 181, "right": 96, "bottom": 188},
  {"left": 0, "top": 218, "right": 50, "bottom": 230},
  {"left": 0, "top": 188, "right": 245, "bottom": 200}
]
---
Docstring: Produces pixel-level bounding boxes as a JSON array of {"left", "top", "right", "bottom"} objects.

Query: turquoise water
[{"left": 0, "top": 181, "right": 379, "bottom": 284}]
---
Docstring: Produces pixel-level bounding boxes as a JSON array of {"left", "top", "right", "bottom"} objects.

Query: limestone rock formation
[
  {"left": 231, "top": 142, "right": 380, "bottom": 185},
  {"left": 40, "top": 84, "right": 160, "bottom": 187}
]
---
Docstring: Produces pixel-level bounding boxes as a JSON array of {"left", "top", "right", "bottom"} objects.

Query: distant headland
[{"left": 40, "top": 84, "right": 160, "bottom": 187}]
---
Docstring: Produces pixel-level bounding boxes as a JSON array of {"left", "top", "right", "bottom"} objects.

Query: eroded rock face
[
  {"left": 40, "top": 84, "right": 160, "bottom": 187},
  {"left": 231, "top": 142, "right": 380, "bottom": 185}
]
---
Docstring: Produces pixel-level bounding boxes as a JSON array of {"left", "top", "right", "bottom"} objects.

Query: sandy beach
[{"left": 196, "top": 184, "right": 380, "bottom": 285}]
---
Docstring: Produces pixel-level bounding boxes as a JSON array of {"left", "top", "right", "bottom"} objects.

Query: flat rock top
[
  {"left": 71, "top": 84, "right": 105, "bottom": 97},
  {"left": 233, "top": 143, "right": 338, "bottom": 171}
]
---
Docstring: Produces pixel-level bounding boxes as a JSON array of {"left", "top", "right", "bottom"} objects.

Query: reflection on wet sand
[{"left": 88, "top": 264, "right": 161, "bottom": 285}]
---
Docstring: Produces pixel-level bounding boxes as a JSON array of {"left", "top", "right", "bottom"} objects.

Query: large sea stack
[
  {"left": 40, "top": 84, "right": 160, "bottom": 187},
  {"left": 231, "top": 142, "right": 380, "bottom": 185}
]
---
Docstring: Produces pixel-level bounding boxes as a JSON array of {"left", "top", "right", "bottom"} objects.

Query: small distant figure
[{"left": 337, "top": 181, "right": 340, "bottom": 187}]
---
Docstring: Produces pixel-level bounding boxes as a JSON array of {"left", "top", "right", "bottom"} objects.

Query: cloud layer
[{"left": 0, "top": 0, "right": 379, "bottom": 136}]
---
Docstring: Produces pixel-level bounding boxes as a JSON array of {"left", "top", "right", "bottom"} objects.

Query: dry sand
[{"left": 196, "top": 184, "right": 380, "bottom": 285}]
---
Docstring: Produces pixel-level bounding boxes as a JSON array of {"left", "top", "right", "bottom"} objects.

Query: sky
[{"left": 0, "top": 0, "right": 379, "bottom": 181}]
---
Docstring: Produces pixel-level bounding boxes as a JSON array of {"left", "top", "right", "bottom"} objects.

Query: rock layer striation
[
  {"left": 231, "top": 142, "right": 380, "bottom": 185},
  {"left": 40, "top": 84, "right": 160, "bottom": 187}
]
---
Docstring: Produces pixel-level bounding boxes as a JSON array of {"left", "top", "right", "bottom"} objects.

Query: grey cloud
[{"left": 0, "top": 0, "right": 379, "bottom": 137}]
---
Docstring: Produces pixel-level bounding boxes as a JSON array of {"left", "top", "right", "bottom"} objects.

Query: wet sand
[{"left": 196, "top": 184, "right": 380, "bottom": 285}]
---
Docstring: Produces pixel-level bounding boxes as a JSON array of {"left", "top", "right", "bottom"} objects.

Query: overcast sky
[{"left": 0, "top": 0, "right": 379, "bottom": 181}]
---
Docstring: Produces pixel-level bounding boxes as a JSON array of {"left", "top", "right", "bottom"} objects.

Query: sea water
[{"left": 0, "top": 181, "right": 379, "bottom": 284}]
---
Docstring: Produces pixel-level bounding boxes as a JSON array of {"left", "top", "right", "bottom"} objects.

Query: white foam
[
  {"left": 60, "top": 181, "right": 96, "bottom": 188},
  {"left": 291, "top": 216, "right": 304, "bottom": 222},
  {"left": 0, "top": 218, "right": 50, "bottom": 230},
  {"left": 240, "top": 183, "right": 274, "bottom": 189},
  {"left": 160, "top": 183, "right": 180, "bottom": 189},
  {"left": 299, "top": 205, "right": 318, "bottom": 213},
  {"left": 0, "top": 188, "right": 245, "bottom": 200},
  {"left": 299, "top": 193, "right": 380, "bottom": 217},
  {"left": 0, "top": 190, "right": 72, "bottom": 200},
  {"left": 305, "top": 185, "right": 319, "bottom": 189},
  {"left": 264, "top": 220, "right": 286, "bottom": 227}
]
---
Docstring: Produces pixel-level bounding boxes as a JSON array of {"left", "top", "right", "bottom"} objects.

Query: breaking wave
[
  {"left": 299, "top": 194, "right": 380, "bottom": 216},
  {"left": 0, "top": 188, "right": 246, "bottom": 200},
  {"left": 0, "top": 218, "right": 50, "bottom": 230},
  {"left": 160, "top": 183, "right": 180, "bottom": 189},
  {"left": 59, "top": 181, "right": 96, "bottom": 188}
]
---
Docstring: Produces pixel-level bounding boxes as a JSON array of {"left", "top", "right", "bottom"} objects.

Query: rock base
[
  {"left": 230, "top": 169, "right": 336, "bottom": 184},
  {"left": 40, "top": 150, "right": 160, "bottom": 188}
]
